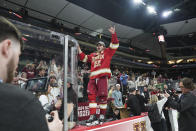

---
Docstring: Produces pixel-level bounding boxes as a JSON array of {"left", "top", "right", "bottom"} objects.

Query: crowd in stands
[
  {"left": 13, "top": 58, "right": 66, "bottom": 121},
  {"left": 12, "top": 57, "right": 196, "bottom": 131}
]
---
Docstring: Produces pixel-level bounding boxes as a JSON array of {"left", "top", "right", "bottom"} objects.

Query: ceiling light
[
  {"left": 133, "top": 0, "right": 142, "bottom": 4},
  {"left": 162, "top": 10, "right": 173, "bottom": 18},
  {"left": 147, "top": 61, "right": 153, "bottom": 64},
  {"left": 187, "top": 59, "right": 195, "bottom": 63},
  {"left": 147, "top": 6, "right": 157, "bottom": 14},
  {"left": 176, "top": 59, "right": 183, "bottom": 64},
  {"left": 133, "top": 0, "right": 146, "bottom": 5},
  {"left": 168, "top": 60, "right": 175, "bottom": 64}
]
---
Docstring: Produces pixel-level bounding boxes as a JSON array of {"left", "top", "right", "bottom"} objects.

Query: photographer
[
  {"left": 0, "top": 16, "right": 62, "bottom": 131},
  {"left": 164, "top": 78, "right": 196, "bottom": 131}
]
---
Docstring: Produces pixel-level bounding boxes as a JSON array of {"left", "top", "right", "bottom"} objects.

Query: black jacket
[
  {"left": 148, "top": 103, "right": 162, "bottom": 124},
  {"left": 168, "top": 92, "right": 196, "bottom": 131},
  {"left": 144, "top": 91, "right": 150, "bottom": 102},
  {"left": 136, "top": 94, "right": 147, "bottom": 112},
  {"left": 127, "top": 94, "right": 141, "bottom": 116},
  {"left": 0, "top": 83, "right": 49, "bottom": 131}
]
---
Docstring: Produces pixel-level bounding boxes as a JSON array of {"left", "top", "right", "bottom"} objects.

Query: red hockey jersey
[{"left": 79, "top": 33, "right": 119, "bottom": 79}]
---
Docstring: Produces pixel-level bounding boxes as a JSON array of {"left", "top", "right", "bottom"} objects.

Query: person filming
[{"left": 164, "top": 78, "right": 196, "bottom": 131}]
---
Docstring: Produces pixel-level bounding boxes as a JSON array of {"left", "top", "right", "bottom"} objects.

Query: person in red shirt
[
  {"left": 22, "top": 64, "right": 36, "bottom": 79},
  {"left": 78, "top": 26, "right": 119, "bottom": 126}
]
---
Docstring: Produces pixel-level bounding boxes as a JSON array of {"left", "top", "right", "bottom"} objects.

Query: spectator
[
  {"left": 109, "top": 75, "right": 117, "bottom": 87},
  {"left": 113, "top": 68, "right": 121, "bottom": 84},
  {"left": 163, "top": 85, "right": 179, "bottom": 131},
  {"left": 22, "top": 63, "right": 36, "bottom": 79},
  {"left": 127, "top": 77, "right": 136, "bottom": 89},
  {"left": 36, "top": 60, "right": 44, "bottom": 70},
  {"left": 143, "top": 86, "right": 150, "bottom": 103},
  {"left": 48, "top": 74, "right": 60, "bottom": 102},
  {"left": 151, "top": 70, "right": 156, "bottom": 79},
  {"left": 165, "top": 78, "right": 196, "bottom": 131},
  {"left": 105, "top": 98, "right": 120, "bottom": 121},
  {"left": 33, "top": 58, "right": 38, "bottom": 67},
  {"left": 148, "top": 95, "right": 168, "bottom": 131},
  {"left": 136, "top": 76, "right": 143, "bottom": 94},
  {"left": 126, "top": 87, "right": 141, "bottom": 116},
  {"left": 18, "top": 72, "right": 28, "bottom": 89},
  {"left": 37, "top": 66, "right": 46, "bottom": 77},
  {"left": 120, "top": 72, "right": 129, "bottom": 103},
  {"left": 59, "top": 77, "right": 77, "bottom": 129},
  {"left": 146, "top": 76, "right": 150, "bottom": 86},
  {"left": 0, "top": 16, "right": 62, "bottom": 131},
  {"left": 49, "top": 59, "right": 58, "bottom": 76},
  {"left": 112, "top": 84, "right": 123, "bottom": 108},
  {"left": 82, "top": 66, "right": 90, "bottom": 102},
  {"left": 120, "top": 72, "right": 128, "bottom": 89},
  {"left": 38, "top": 77, "right": 59, "bottom": 109},
  {"left": 136, "top": 89, "right": 147, "bottom": 112},
  {"left": 108, "top": 85, "right": 115, "bottom": 98}
]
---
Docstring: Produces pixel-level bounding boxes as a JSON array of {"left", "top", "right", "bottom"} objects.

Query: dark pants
[
  {"left": 163, "top": 109, "right": 172, "bottom": 131},
  {"left": 151, "top": 122, "right": 162, "bottom": 131},
  {"left": 151, "top": 119, "right": 167, "bottom": 131},
  {"left": 121, "top": 84, "right": 127, "bottom": 104}
]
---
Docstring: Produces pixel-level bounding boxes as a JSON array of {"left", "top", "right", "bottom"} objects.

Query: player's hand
[{"left": 108, "top": 26, "right": 115, "bottom": 34}]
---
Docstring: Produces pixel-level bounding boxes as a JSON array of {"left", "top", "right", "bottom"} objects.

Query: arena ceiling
[{"left": 0, "top": 0, "right": 196, "bottom": 63}]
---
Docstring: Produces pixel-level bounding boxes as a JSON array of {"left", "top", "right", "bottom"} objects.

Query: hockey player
[{"left": 78, "top": 26, "right": 119, "bottom": 126}]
